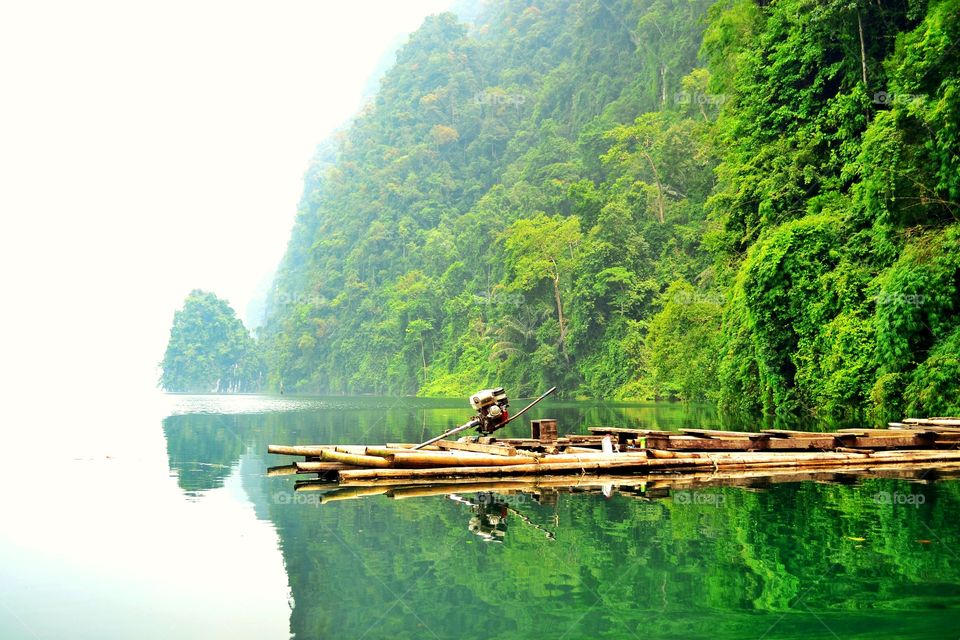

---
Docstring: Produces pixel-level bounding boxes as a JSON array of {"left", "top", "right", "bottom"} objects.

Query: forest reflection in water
[{"left": 163, "top": 395, "right": 960, "bottom": 639}]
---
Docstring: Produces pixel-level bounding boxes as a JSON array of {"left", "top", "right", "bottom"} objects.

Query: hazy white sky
[{"left": 0, "top": 0, "right": 451, "bottom": 397}]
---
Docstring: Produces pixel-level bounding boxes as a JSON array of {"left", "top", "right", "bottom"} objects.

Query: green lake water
[{"left": 3, "top": 394, "right": 959, "bottom": 639}]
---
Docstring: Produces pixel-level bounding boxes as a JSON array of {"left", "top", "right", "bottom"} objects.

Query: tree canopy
[
  {"left": 160, "top": 290, "right": 263, "bottom": 393},
  {"left": 249, "top": 0, "right": 958, "bottom": 420}
]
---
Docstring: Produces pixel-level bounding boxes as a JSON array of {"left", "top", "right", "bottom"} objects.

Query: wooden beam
[
  {"left": 436, "top": 440, "right": 518, "bottom": 456},
  {"left": 847, "top": 435, "right": 931, "bottom": 449},
  {"left": 765, "top": 437, "right": 837, "bottom": 450},
  {"left": 644, "top": 436, "right": 757, "bottom": 451},
  {"left": 763, "top": 429, "right": 832, "bottom": 438},
  {"left": 588, "top": 426, "right": 677, "bottom": 437},
  {"left": 838, "top": 428, "right": 930, "bottom": 436},
  {"left": 643, "top": 435, "right": 836, "bottom": 451},
  {"left": 899, "top": 424, "right": 960, "bottom": 433},
  {"left": 904, "top": 418, "right": 960, "bottom": 426},
  {"left": 682, "top": 429, "right": 769, "bottom": 439}
]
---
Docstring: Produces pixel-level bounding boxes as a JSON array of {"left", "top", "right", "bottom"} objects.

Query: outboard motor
[{"left": 468, "top": 387, "right": 510, "bottom": 435}]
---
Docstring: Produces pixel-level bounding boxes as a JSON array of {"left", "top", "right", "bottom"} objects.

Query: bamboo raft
[
  {"left": 284, "top": 463, "right": 960, "bottom": 505},
  {"left": 266, "top": 417, "right": 960, "bottom": 501}
]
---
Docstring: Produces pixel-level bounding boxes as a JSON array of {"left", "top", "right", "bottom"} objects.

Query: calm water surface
[{"left": 2, "top": 394, "right": 959, "bottom": 639}]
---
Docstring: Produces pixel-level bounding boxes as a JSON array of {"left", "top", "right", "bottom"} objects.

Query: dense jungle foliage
[
  {"left": 160, "top": 290, "right": 264, "bottom": 392},
  {"left": 245, "top": 0, "right": 959, "bottom": 419}
]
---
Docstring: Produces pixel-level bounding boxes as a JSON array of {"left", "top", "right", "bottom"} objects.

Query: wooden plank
[
  {"left": 765, "top": 437, "right": 837, "bottom": 450},
  {"left": 899, "top": 424, "right": 960, "bottom": 433},
  {"left": 838, "top": 428, "right": 930, "bottom": 436},
  {"left": 646, "top": 434, "right": 827, "bottom": 450},
  {"left": 645, "top": 434, "right": 929, "bottom": 451},
  {"left": 436, "top": 439, "right": 518, "bottom": 456},
  {"left": 589, "top": 426, "right": 678, "bottom": 437},
  {"left": 904, "top": 418, "right": 960, "bottom": 426},
  {"left": 645, "top": 436, "right": 758, "bottom": 451},
  {"left": 681, "top": 429, "right": 769, "bottom": 439},
  {"left": 836, "top": 447, "right": 873, "bottom": 455},
  {"left": 763, "top": 429, "right": 832, "bottom": 438},
  {"left": 847, "top": 435, "right": 930, "bottom": 449}
]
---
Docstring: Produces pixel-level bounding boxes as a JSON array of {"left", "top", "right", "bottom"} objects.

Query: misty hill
[{"left": 160, "top": 290, "right": 264, "bottom": 393}]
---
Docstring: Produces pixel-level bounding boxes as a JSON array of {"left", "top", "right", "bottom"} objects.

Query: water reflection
[{"left": 162, "top": 395, "right": 960, "bottom": 640}]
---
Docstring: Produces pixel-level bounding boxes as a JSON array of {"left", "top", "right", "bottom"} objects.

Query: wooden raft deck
[{"left": 266, "top": 417, "right": 960, "bottom": 493}]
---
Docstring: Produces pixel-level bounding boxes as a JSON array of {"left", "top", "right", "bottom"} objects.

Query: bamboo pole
[
  {"left": 268, "top": 444, "right": 368, "bottom": 456},
  {"left": 266, "top": 465, "right": 299, "bottom": 476},
  {"left": 390, "top": 452, "right": 539, "bottom": 467},
  {"left": 337, "top": 458, "right": 655, "bottom": 480},
  {"left": 340, "top": 460, "right": 960, "bottom": 491},
  {"left": 364, "top": 447, "right": 434, "bottom": 458},
  {"left": 268, "top": 444, "right": 337, "bottom": 456},
  {"left": 320, "top": 449, "right": 394, "bottom": 468},
  {"left": 388, "top": 482, "right": 530, "bottom": 500},
  {"left": 565, "top": 446, "right": 602, "bottom": 453},
  {"left": 317, "top": 486, "right": 391, "bottom": 503},
  {"left": 386, "top": 443, "right": 441, "bottom": 450},
  {"left": 338, "top": 476, "right": 550, "bottom": 488},
  {"left": 295, "top": 461, "right": 363, "bottom": 473},
  {"left": 646, "top": 449, "right": 703, "bottom": 459},
  {"left": 334, "top": 445, "right": 372, "bottom": 454},
  {"left": 336, "top": 449, "right": 960, "bottom": 481},
  {"left": 293, "top": 480, "right": 336, "bottom": 492},
  {"left": 326, "top": 461, "right": 960, "bottom": 499},
  {"left": 301, "top": 462, "right": 960, "bottom": 504}
]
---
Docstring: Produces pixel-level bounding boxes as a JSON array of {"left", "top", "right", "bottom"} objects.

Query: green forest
[
  {"left": 164, "top": 0, "right": 960, "bottom": 419},
  {"left": 160, "top": 289, "right": 264, "bottom": 392}
]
